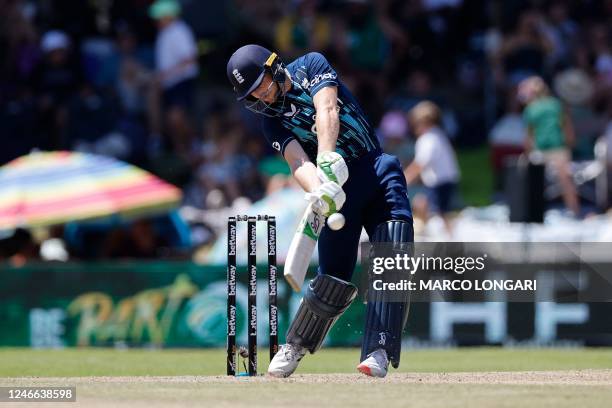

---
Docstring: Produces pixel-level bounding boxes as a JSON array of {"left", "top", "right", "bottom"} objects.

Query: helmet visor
[{"left": 243, "top": 71, "right": 287, "bottom": 117}]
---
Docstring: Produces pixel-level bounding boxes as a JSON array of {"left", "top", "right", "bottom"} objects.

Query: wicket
[{"left": 227, "top": 215, "right": 278, "bottom": 376}]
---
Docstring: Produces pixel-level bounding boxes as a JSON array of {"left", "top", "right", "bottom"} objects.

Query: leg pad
[
  {"left": 287, "top": 274, "right": 358, "bottom": 353},
  {"left": 361, "top": 220, "right": 413, "bottom": 368}
]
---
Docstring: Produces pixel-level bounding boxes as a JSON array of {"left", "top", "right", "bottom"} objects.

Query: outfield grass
[{"left": 1, "top": 347, "right": 611, "bottom": 377}]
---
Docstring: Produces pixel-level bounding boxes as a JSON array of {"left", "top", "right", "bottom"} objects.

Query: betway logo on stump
[
  {"left": 249, "top": 265, "right": 257, "bottom": 296},
  {"left": 249, "top": 223, "right": 256, "bottom": 256},
  {"left": 227, "top": 305, "right": 236, "bottom": 336},
  {"left": 268, "top": 224, "right": 276, "bottom": 255},
  {"left": 269, "top": 305, "right": 278, "bottom": 336},
  {"left": 268, "top": 265, "right": 277, "bottom": 296},
  {"left": 228, "top": 224, "right": 236, "bottom": 256}
]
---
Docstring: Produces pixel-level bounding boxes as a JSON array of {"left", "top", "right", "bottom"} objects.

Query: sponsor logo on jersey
[
  {"left": 232, "top": 69, "right": 244, "bottom": 84},
  {"left": 272, "top": 141, "right": 281, "bottom": 151},
  {"left": 302, "top": 72, "right": 337, "bottom": 90}
]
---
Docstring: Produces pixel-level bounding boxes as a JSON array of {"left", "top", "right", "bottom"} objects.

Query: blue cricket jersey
[{"left": 262, "top": 52, "right": 380, "bottom": 163}]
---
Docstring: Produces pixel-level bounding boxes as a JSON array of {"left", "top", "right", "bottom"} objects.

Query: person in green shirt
[{"left": 519, "top": 76, "right": 580, "bottom": 216}]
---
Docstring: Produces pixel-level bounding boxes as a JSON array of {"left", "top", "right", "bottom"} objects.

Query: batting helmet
[{"left": 226, "top": 44, "right": 288, "bottom": 116}]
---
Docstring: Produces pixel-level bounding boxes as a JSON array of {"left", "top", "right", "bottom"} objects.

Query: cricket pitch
[{"left": 1, "top": 348, "right": 611, "bottom": 407}]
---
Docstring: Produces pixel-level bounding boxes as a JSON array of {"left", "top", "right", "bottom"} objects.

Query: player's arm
[
  {"left": 312, "top": 86, "right": 350, "bottom": 188},
  {"left": 313, "top": 86, "right": 339, "bottom": 153},
  {"left": 262, "top": 118, "right": 324, "bottom": 193},
  {"left": 283, "top": 140, "right": 321, "bottom": 193}
]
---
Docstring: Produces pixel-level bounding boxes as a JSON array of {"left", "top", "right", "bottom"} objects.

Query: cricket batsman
[{"left": 227, "top": 45, "right": 413, "bottom": 378}]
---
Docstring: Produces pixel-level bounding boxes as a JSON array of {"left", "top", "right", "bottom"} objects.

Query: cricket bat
[{"left": 284, "top": 205, "right": 345, "bottom": 292}]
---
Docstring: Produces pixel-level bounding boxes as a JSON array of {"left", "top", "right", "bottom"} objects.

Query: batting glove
[
  {"left": 316, "top": 151, "right": 349, "bottom": 186},
  {"left": 306, "top": 181, "right": 346, "bottom": 217}
]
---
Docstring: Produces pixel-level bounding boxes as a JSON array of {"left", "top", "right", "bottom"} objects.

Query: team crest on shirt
[{"left": 283, "top": 103, "right": 300, "bottom": 117}]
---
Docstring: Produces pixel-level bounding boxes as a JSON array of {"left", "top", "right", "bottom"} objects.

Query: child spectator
[{"left": 404, "top": 101, "right": 460, "bottom": 234}]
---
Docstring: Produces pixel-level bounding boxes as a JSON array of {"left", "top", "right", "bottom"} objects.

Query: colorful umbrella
[{"left": 0, "top": 151, "right": 182, "bottom": 230}]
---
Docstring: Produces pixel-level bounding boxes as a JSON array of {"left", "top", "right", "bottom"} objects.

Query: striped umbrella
[{"left": 0, "top": 151, "right": 182, "bottom": 230}]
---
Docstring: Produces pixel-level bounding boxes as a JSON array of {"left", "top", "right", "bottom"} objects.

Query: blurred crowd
[{"left": 1, "top": 0, "right": 612, "bottom": 261}]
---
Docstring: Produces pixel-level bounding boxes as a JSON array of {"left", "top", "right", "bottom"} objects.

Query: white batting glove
[
  {"left": 316, "top": 151, "right": 349, "bottom": 186},
  {"left": 306, "top": 181, "right": 346, "bottom": 217}
]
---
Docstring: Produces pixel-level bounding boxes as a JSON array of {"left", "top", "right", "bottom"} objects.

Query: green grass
[
  {"left": 1, "top": 347, "right": 611, "bottom": 377},
  {"left": 456, "top": 146, "right": 493, "bottom": 206},
  {"left": 1, "top": 348, "right": 610, "bottom": 407}
]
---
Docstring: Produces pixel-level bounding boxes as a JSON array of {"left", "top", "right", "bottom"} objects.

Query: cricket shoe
[
  {"left": 357, "top": 348, "right": 389, "bottom": 378},
  {"left": 267, "top": 343, "right": 306, "bottom": 378}
]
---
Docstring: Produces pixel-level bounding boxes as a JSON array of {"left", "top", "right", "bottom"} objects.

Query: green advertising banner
[
  {"left": 2, "top": 261, "right": 611, "bottom": 348},
  {"left": 0, "top": 262, "right": 366, "bottom": 348}
]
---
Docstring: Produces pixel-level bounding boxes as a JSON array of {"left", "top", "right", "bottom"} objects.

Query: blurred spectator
[
  {"left": 386, "top": 69, "right": 459, "bottom": 139},
  {"left": 381, "top": 0, "right": 466, "bottom": 81},
  {"left": 542, "top": 1, "right": 578, "bottom": 71},
  {"left": 33, "top": 31, "right": 81, "bottom": 104},
  {"left": 274, "top": 0, "right": 332, "bottom": 60},
  {"left": 150, "top": 0, "right": 198, "bottom": 110},
  {"left": 98, "top": 23, "right": 154, "bottom": 115},
  {"left": 378, "top": 110, "right": 413, "bottom": 165},
  {"left": 149, "top": 0, "right": 199, "bottom": 160},
  {"left": 404, "top": 101, "right": 460, "bottom": 234},
  {"left": 65, "top": 83, "right": 117, "bottom": 152},
  {"left": 0, "top": 1, "right": 39, "bottom": 98},
  {"left": 165, "top": 105, "right": 195, "bottom": 158},
  {"left": 39, "top": 226, "right": 70, "bottom": 262},
  {"left": 334, "top": 0, "right": 389, "bottom": 72},
  {"left": 554, "top": 68, "right": 607, "bottom": 160},
  {"left": 589, "top": 24, "right": 612, "bottom": 100},
  {"left": 99, "top": 24, "right": 156, "bottom": 164},
  {"left": 150, "top": 107, "right": 196, "bottom": 186},
  {"left": 519, "top": 75, "right": 580, "bottom": 216},
  {"left": 31, "top": 30, "right": 83, "bottom": 149},
  {"left": 333, "top": 0, "right": 390, "bottom": 120},
  {"left": 489, "top": 89, "right": 526, "bottom": 191},
  {"left": 196, "top": 126, "right": 242, "bottom": 204},
  {"left": 493, "top": 10, "right": 553, "bottom": 86},
  {"left": 102, "top": 219, "right": 169, "bottom": 259},
  {"left": 0, "top": 228, "right": 39, "bottom": 267}
]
